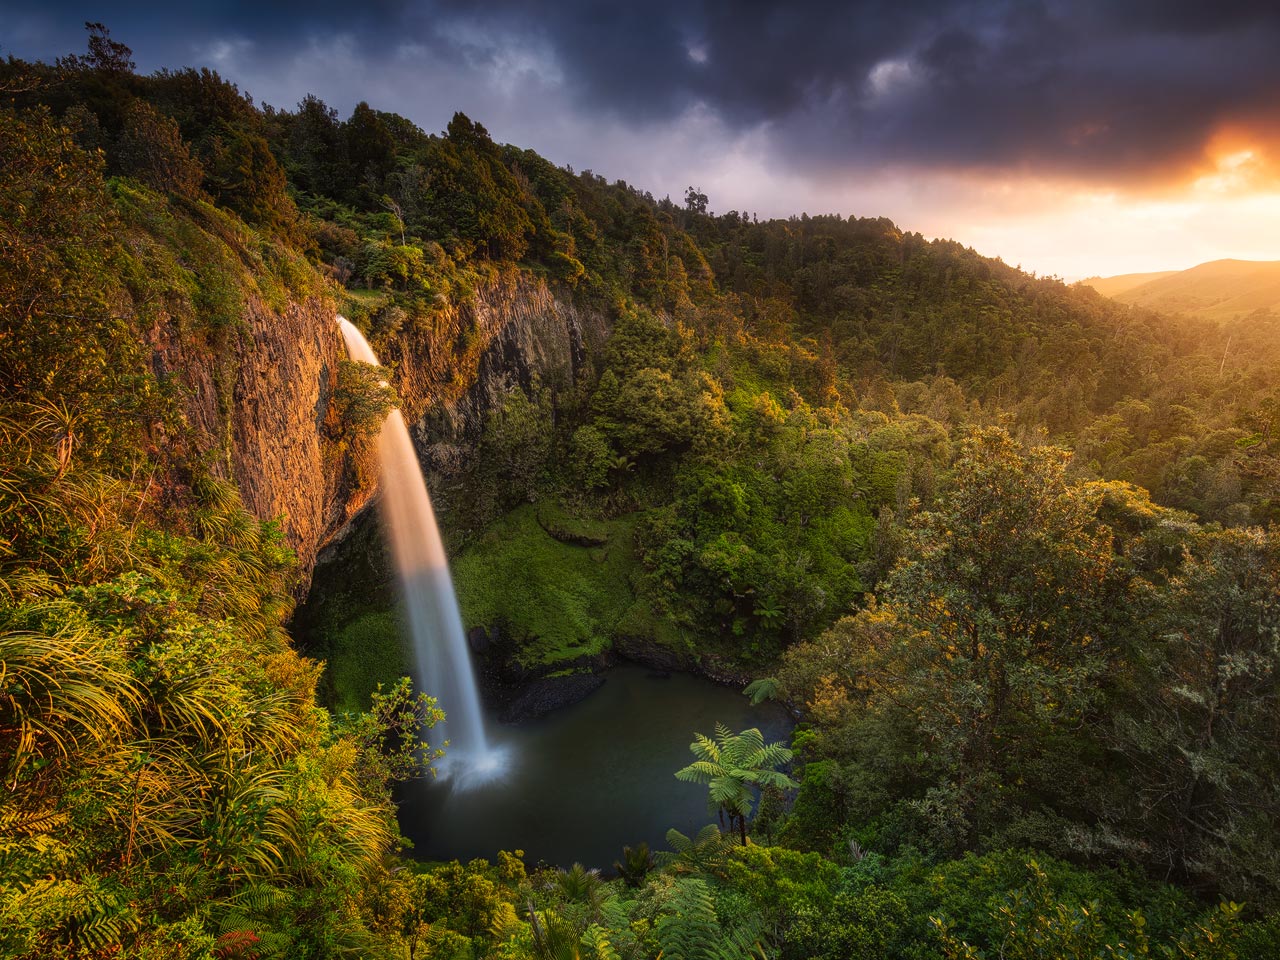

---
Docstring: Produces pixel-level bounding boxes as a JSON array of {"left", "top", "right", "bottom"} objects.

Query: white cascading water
[{"left": 337, "top": 317, "right": 507, "bottom": 784}]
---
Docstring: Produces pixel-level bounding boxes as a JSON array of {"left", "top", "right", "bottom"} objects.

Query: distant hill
[
  {"left": 1082, "top": 259, "right": 1280, "bottom": 320},
  {"left": 1080, "top": 270, "right": 1177, "bottom": 298}
]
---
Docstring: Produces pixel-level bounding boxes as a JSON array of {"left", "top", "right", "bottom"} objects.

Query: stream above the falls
[{"left": 396, "top": 665, "right": 794, "bottom": 869}]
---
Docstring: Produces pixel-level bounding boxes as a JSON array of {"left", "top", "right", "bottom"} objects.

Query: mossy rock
[
  {"left": 452, "top": 502, "right": 640, "bottom": 667},
  {"left": 534, "top": 501, "right": 612, "bottom": 546}
]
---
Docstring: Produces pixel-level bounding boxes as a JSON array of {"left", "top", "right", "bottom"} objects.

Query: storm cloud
[{"left": 7, "top": 0, "right": 1280, "bottom": 186}]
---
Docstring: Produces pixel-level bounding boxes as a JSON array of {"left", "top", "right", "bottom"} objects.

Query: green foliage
[
  {"left": 333, "top": 358, "right": 396, "bottom": 440},
  {"left": 334, "top": 675, "right": 445, "bottom": 798},
  {"left": 636, "top": 397, "right": 884, "bottom": 658},
  {"left": 653, "top": 877, "right": 726, "bottom": 960},
  {"left": 9, "top": 30, "right": 1280, "bottom": 955},
  {"left": 722, "top": 843, "right": 843, "bottom": 940},
  {"left": 0, "top": 407, "right": 431, "bottom": 956},
  {"left": 0, "top": 107, "right": 161, "bottom": 460},
  {"left": 676, "top": 725, "right": 798, "bottom": 843},
  {"left": 452, "top": 505, "right": 639, "bottom": 666},
  {"left": 886, "top": 850, "right": 1195, "bottom": 954},
  {"left": 582, "top": 310, "right": 731, "bottom": 465},
  {"left": 326, "top": 609, "right": 411, "bottom": 714},
  {"left": 116, "top": 98, "right": 205, "bottom": 199},
  {"left": 415, "top": 113, "right": 541, "bottom": 261},
  {"left": 742, "top": 678, "right": 780, "bottom": 705},
  {"left": 659, "top": 824, "right": 740, "bottom": 878},
  {"left": 933, "top": 861, "right": 1244, "bottom": 960},
  {"left": 787, "top": 885, "right": 914, "bottom": 960},
  {"left": 476, "top": 384, "right": 556, "bottom": 507},
  {"left": 613, "top": 843, "right": 655, "bottom": 888},
  {"left": 570, "top": 424, "right": 619, "bottom": 491},
  {"left": 780, "top": 759, "right": 854, "bottom": 854},
  {"left": 202, "top": 122, "right": 301, "bottom": 240},
  {"left": 777, "top": 429, "right": 1130, "bottom": 856},
  {"left": 1105, "top": 525, "right": 1280, "bottom": 904},
  {"left": 556, "top": 863, "right": 605, "bottom": 910}
]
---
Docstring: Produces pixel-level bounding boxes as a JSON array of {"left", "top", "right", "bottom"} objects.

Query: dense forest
[{"left": 2, "top": 25, "right": 1279, "bottom": 959}]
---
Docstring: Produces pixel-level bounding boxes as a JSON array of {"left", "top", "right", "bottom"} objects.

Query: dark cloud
[
  {"left": 763, "top": 0, "right": 1280, "bottom": 182},
  {"left": 7, "top": 0, "right": 1280, "bottom": 185}
]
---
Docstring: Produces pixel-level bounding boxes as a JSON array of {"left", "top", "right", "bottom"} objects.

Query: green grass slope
[{"left": 452, "top": 503, "right": 642, "bottom": 667}]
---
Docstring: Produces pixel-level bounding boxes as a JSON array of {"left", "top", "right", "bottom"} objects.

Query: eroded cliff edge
[{"left": 294, "top": 274, "right": 609, "bottom": 705}]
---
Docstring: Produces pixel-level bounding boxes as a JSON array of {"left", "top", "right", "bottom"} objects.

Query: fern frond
[
  {"left": 654, "top": 878, "right": 721, "bottom": 960},
  {"left": 582, "top": 924, "right": 620, "bottom": 960},
  {"left": 742, "top": 678, "right": 780, "bottom": 705}
]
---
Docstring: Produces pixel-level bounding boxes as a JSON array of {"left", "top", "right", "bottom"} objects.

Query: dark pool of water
[{"left": 396, "top": 666, "right": 793, "bottom": 868}]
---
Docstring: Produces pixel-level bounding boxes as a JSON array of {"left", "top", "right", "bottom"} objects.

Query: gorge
[{"left": 334, "top": 313, "right": 792, "bottom": 859}]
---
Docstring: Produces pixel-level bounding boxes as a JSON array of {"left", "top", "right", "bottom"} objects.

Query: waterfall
[{"left": 337, "top": 317, "right": 505, "bottom": 783}]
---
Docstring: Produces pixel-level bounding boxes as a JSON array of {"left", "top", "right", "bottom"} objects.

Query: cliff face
[
  {"left": 146, "top": 268, "right": 605, "bottom": 599},
  {"left": 388, "top": 274, "right": 609, "bottom": 478},
  {"left": 148, "top": 273, "right": 606, "bottom": 598},
  {"left": 228, "top": 296, "right": 376, "bottom": 588},
  {"left": 311, "top": 276, "right": 608, "bottom": 571},
  {"left": 147, "top": 294, "right": 373, "bottom": 595}
]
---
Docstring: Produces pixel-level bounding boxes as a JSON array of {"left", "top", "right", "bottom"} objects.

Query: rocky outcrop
[
  {"left": 142, "top": 257, "right": 601, "bottom": 609},
  {"left": 149, "top": 271, "right": 606, "bottom": 601},
  {"left": 498, "top": 673, "right": 606, "bottom": 723},
  {"left": 147, "top": 293, "right": 372, "bottom": 595},
  {"left": 309, "top": 274, "right": 609, "bottom": 559}
]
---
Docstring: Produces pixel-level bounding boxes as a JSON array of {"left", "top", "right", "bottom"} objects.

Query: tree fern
[
  {"left": 0, "top": 805, "right": 68, "bottom": 837},
  {"left": 659, "top": 824, "right": 737, "bottom": 876},
  {"left": 214, "top": 885, "right": 293, "bottom": 959},
  {"left": 613, "top": 841, "right": 655, "bottom": 887},
  {"left": 557, "top": 862, "right": 604, "bottom": 906},
  {"left": 581, "top": 924, "right": 621, "bottom": 960},
  {"left": 71, "top": 897, "right": 136, "bottom": 955},
  {"left": 0, "top": 876, "right": 142, "bottom": 956},
  {"left": 675, "top": 725, "right": 797, "bottom": 843}
]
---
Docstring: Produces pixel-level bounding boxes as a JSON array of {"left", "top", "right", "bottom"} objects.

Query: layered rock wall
[
  {"left": 387, "top": 273, "right": 609, "bottom": 476},
  {"left": 147, "top": 294, "right": 372, "bottom": 594},
  {"left": 228, "top": 296, "right": 375, "bottom": 588}
]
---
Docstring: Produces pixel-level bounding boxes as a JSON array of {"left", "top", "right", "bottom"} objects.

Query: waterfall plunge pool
[
  {"left": 333, "top": 317, "right": 792, "bottom": 868},
  {"left": 395, "top": 665, "right": 793, "bottom": 869}
]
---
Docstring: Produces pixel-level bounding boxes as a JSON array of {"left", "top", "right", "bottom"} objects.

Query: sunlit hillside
[
  {"left": 1079, "top": 269, "right": 1177, "bottom": 298},
  {"left": 1084, "top": 258, "right": 1280, "bottom": 320},
  {"left": 3, "top": 16, "right": 1280, "bottom": 960}
]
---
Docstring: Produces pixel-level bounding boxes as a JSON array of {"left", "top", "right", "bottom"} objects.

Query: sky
[{"left": 6, "top": 1, "right": 1280, "bottom": 279}]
